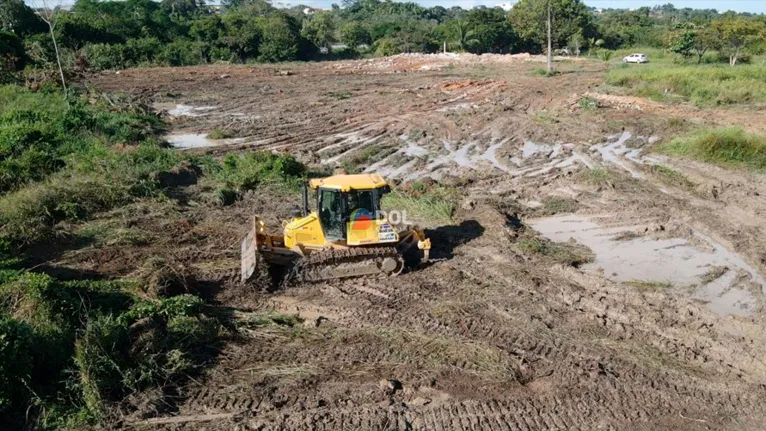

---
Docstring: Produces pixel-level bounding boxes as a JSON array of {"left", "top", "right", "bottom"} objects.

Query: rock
[
  {"left": 461, "top": 198, "right": 476, "bottom": 211},
  {"left": 303, "top": 316, "right": 327, "bottom": 328},
  {"left": 379, "top": 379, "right": 403, "bottom": 394},
  {"left": 408, "top": 397, "right": 432, "bottom": 407}
]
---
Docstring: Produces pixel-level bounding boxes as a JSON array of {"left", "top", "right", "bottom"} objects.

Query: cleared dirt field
[{"left": 79, "top": 54, "right": 766, "bottom": 430}]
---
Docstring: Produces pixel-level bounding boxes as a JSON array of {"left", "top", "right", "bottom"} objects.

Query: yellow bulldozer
[{"left": 240, "top": 173, "right": 431, "bottom": 284}]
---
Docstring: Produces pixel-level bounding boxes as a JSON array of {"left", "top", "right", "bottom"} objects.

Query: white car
[{"left": 622, "top": 53, "right": 649, "bottom": 64}]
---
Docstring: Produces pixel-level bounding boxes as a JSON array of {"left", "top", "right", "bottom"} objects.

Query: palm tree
[{"left": 451, "top": 20, "right": 478, "bottom": 52}]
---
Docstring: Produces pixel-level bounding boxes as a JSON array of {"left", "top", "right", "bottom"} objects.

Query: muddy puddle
[
  {"left": 154, "top": 102, "right": 218, "bottom": 117},
  {"left": 166, "top": 133, "right": 244, "bottom": 149},
  {"left": 354, "top": 130, "right": 667, "bottom": 182},
  {"left": 530, "top": 214, "right": 763, "bottom": 317}
]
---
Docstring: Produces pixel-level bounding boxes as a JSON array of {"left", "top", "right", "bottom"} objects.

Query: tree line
[{"left": 1, "top": 0, "right": 765, "bottom": 78}]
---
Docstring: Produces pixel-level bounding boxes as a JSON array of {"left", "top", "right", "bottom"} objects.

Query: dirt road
[{"left": 83, "top": 55, "right": 766, "bottom": 430}]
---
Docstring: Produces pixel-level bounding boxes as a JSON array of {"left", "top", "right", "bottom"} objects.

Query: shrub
[
  {"left": 213, "top": 151, "right": 306, "bottom": 191},
  {"left": 158, "top": 40, "right": 207, "bottom": 66},
  {"left": 373, "top": 38, "right": 401, "bottom": 56},
  {"left": 0, "top": 315, "right": 36, "bottom": 414},
  {"left": 84, "top": 43, "right": 126, "bottom": 71},
  {"left": 124, "top": 37, "right": 162, "bottom": 66},
  {"left": 209, "top": 46, "right": 236, "bottom": 63},
  {"left": 0, "top": 174, "right": 130, "bottom": 244}
]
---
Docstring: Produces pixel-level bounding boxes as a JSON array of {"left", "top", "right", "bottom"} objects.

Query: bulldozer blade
[
  {"left": 240, "top": 216, "right": 262, "bottom": 283},
  {"left": 241, "top": 229, "right": 257, "bottom": 283}
]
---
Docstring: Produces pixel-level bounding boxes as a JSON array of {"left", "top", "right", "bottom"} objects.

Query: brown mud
[{"left": 73, "top": 56, "right": 766, "bottom": 429}]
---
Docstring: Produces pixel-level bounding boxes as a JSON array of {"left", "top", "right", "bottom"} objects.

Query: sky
[{"left": 28, "top": 0, "right": 766, "bottom": 14}]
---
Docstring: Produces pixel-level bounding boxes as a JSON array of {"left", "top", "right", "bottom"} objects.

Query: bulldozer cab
[{"left": 310, "top": 174, "right": 395, "bottom": 245}]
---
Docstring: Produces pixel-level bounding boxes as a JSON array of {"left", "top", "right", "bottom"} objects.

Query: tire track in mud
[
  {"left": 178, "top": 285, "right": 763, "bottom": 429},
  {"left": 173, "top": 380, "right": 757, "bottom": 431},
  {"left": 255, "top": 262, "right": 765, "bottom": 411},
  {"left": 326, "top": 253, "right": 764, "bottom": 386}
]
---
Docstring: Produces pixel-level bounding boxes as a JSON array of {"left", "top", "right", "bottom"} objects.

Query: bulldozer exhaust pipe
[{"left": 301, "top": 181, "right": 309, "bottom": 217}]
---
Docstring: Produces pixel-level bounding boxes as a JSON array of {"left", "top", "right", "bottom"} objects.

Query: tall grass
[
  {"left": 606, "top": 63, "right": 766, "bottom": 107},
  {"left": 660, "top": 128, "right": 766, "bottom": 171},
  {"left": 382, "top": 182, "right": 456, "bottom": 224}
]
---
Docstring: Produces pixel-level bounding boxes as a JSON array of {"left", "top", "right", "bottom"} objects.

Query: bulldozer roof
[{"left": 309, "top": 173, "right": 388, "bottom": 191}]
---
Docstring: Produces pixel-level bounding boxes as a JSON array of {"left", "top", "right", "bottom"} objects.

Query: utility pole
[{"left": 547, "top": 0, "right": 552, "bottom": 74}]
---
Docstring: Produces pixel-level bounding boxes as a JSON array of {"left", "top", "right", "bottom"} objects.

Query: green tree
[
  {"left": 258, "top": 14, "right": 301, "bottom": 62},
  {"left": 712, "top": 17, "right": 764, "bottom": 66},
  {"left": 465, "top": 7, "right": 515, "bottom": 54},
  {"left": 0, "top": 0, "right": 46, "bottom": 36},
  {"left": 586, "top": 36, "right": 603, "bottom": 56},
  {"left": 568, "top": 31, "right": 583, "bottom": 56},
  {"left": 339, "top": 22, "right": 371, "bottom": 49},
  {"left": 302, "top": 11, "right": 336, "bottom": 51},
  {"left": 160, "top": 0, "right": 201, "bottom": 19},
  {"left": 0, "top": 30, "right": 26, "bottom": 70},
  {"left": 220, "top": 13, "right": 262, "bottom": 62},
  {"left": 667, "top": 30, "right": 694, "bottom": 60},
  {"left": 690, "top": 26, "right": 720, "bottom": 64},
  {"left": 509, "top": 0, "right": 595, "bottom": 54},
  {"left": 449, "top": 19, "right": 477, "bottom": 51},
  {"left": 190, "top": 15, "right": 224, "bottom": 44}
]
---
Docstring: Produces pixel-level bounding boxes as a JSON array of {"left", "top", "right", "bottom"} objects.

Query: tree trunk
[
  {"left": 48, "top": 24, "right": 67, "bottom": 96},
  {"left": 546, "top": 0, "right": 552, "bottom": 74}
]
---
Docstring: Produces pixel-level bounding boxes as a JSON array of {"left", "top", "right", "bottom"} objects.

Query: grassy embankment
[
  {"left": 0, "top": 85, "right": 305, "bottom": 428},
  {"left": 660, "top": 128, "right": 766, "bottom": 172},
  {"left": 599, "top": 49, "right": 766, "bottom": 171},
  {"left": 604, "top": 47, "right": 766, "bottom": 107}
]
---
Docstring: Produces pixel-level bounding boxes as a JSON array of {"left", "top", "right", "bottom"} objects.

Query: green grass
[
  {"left": 209, "top": 151, "right": 305, "bottom": 193},
  {"left": 532, "top": 68, "right": 559, "bottom": 77},
  {"left": 516, "top": 236, "right": 594, "bottom": 267},
  {"left": 579, "top": 97, "right": 598, "bottom": 110},
  {"left": 382, "top": 182, "right": 456, "bottom": 224},
  {"left": 609, "top": 47, "right": 669, "bottom": 64},
  {"left": 207, "top": 128, "right": 233, "bottom": 140},
  {"left": 0, "top": 84, "right": 313, "bottom": 428},
  {"left": 541, "top": 197, "right": 579, "bottom": 215},
  {"left": 606, "top": 63, "right": 766, "bottom": 107},
  {"left": 647, "top": 165, "right": 696, "bottom": 189},
  {"left": 327, "top": 91, "right": 353, "bottom": 100},
  {"left": 579, "top": 167, "right": 613, "bottom": 186},
  {"left": 660, "top": 128, "right": 766, "bottom": 171},
  {"left": 532, "top": 110, "right": 559, "bottom": 125}
]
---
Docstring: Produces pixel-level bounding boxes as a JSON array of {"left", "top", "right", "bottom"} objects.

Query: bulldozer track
[
  {"left": 177, "top": 381, "right": 759, "bottom": 430},
  {"left": 285, "top": 247, "right": 405, "bottom": 284}
]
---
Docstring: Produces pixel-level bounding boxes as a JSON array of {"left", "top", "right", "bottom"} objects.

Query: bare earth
[{"left": 77, "top": 54, "right": 766, "bottom": 430}]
